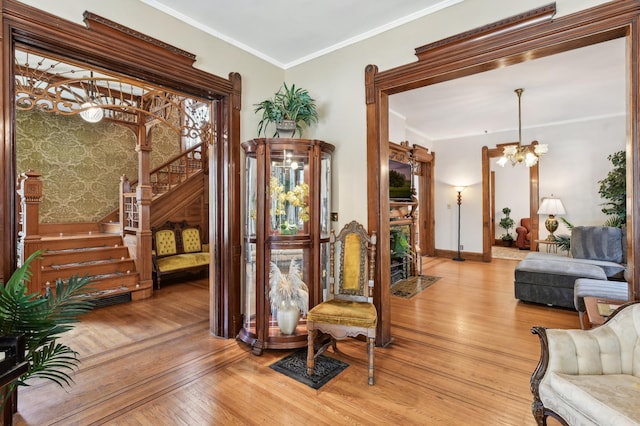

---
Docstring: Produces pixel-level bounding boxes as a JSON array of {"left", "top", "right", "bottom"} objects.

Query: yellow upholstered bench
[{"left": 151, "top": 221, "right": 210, "bottom": 288}]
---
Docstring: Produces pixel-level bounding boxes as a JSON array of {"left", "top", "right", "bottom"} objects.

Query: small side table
[
  {"left": 584, "top": 296, "right": 626, "bottom": 328},
  {"left": 534, "top": 239, "right": 560, "bottom": 254}
]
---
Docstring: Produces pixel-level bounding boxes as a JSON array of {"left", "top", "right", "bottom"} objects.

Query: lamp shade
[
  {"left": 537, "top": 197, "right": 566, "bottom": 215},
  {"left": 80, "top": 101, "right": 104, "bottom": 123}
]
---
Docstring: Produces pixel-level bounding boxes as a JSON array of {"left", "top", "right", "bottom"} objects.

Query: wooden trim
[
  {"left": 0, "top": 0, "right": 241, "bottom": 338},
  {"left": 366, "top": 0, "right": 640, "bottom": 345},
  {"left": 482, "top": 142, "right": 539, "bottom": 261}
]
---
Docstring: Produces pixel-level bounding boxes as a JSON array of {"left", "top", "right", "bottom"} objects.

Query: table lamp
[{"left": 537, "top": 196, "right": 566, "bottom": 241}]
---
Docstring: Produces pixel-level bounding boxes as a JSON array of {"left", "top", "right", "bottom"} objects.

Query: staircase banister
[{"left": 128, "top": 142, "right": 206, "bottom": 189}]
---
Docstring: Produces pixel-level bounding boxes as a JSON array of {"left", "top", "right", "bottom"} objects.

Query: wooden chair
[{"left": 306, "top": 220, "right": 378, "bottom": 385}]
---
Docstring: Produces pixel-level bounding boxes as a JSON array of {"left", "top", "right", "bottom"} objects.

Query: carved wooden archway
[
  {"left": 0, "top": 1, "right": 242, "bottom": 338},
  {"left": 366, "top": 2, "right": 640, "bottom": 346}
]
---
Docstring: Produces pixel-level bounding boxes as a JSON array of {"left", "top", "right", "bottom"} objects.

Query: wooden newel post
[
  {"left": 16, "top": 170, "right": 43, "bottom": 261},
  {"left": 16, "top": 170, "right": 44, "bottom": 294}
]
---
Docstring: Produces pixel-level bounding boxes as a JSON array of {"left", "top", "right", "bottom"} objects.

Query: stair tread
[
  {"left": 42, "top": 232, "right": 117, "bottom": 241},
  {"left": 47, "top": 258, "right": 132, "bottom": 269},
  {"left": 46, "top": 245, "right": 123, "bottom": 254}
]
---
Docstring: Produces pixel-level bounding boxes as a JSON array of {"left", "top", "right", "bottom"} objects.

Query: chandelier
[{"left": 496, "top": 88, "right": 548, "bottom": 167}]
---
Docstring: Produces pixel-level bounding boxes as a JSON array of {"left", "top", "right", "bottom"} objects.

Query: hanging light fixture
[
  {"left": 496, "top": 88, "right": 548, "bottom": 167},
  {"left": 80, "top": 71, "right": 104, "bottom": 123}
]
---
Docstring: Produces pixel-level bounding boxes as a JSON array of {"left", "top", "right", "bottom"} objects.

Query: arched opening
[
  {"left": 0, "top": 1, "right": 242, "bottom": 338},
  {"left": 366, "top": 2, "right": 639, "bottom": 346}
]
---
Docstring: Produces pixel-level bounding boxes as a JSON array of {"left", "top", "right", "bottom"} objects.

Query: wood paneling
[{"left": 13, "top": 258, "right": 571, "bottom": 425}]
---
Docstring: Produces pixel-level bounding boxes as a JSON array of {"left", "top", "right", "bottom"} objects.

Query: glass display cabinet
[{"left": 239, "top": 138, "right": 334, "bottom": 355}]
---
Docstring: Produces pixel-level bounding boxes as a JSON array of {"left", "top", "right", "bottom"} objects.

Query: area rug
[
  {"left": 391, "top": 275, "right": 441, "bottom": 299},
  {"left": 269, "top": 348, "right": 349, "bottom": 389},
  {"left": 492, "top": 246, "right": 528, "bottom": 260}
]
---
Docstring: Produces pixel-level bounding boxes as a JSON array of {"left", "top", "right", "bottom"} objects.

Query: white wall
[
  {"left": 431, "top": 115, "right": 625, "bottom": 252},
  {"left": 19, "top": 0, "right": 613, "bottom": 234}
]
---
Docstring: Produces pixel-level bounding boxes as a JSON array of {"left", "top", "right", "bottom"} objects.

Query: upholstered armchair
[
  {"left": 516, "top": 218, "right": 531, "bottom": 250},
  {"left": 306, "top": 220, "right": 378, "bottom": 385},
  {"left": 530, "top": 302, "right": 640, "bottom": 425}
]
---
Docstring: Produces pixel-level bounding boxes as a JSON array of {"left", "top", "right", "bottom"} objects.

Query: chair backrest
[
  {"left": 155, "top": 229, "right": 178, "bottom": 257},
  {"left": 181, "top": 227, "right": 202, "bottom": 253},
  {"left": 329, "top": 220, "right": 377, "bottom": 302}
]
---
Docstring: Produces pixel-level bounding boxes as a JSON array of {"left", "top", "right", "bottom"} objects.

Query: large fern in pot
[{"left": 0, "top": 251, "right": 93, "bottom": 409}]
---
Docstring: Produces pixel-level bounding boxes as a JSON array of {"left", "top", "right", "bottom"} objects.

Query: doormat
[
  {"left": 391, "top": 275, "right": 441, "bottom": 299},
  {"left": 269, "top": 348, "right": 349, "bottom": 389}
]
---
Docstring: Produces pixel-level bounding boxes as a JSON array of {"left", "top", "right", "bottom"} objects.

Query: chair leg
[
  {"left": 367, "top": 337, "right": 375, "bottom": 385},
  {"left": 307, "top": 328, "right": 316, "bottom": 376}
]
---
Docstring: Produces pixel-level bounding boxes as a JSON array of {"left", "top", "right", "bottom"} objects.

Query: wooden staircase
[
  {"left": 18, "top": 143, "right": 208, "bottom": 304},
  {"left": 38, "top": 224, "right": 140, "bottom": 305}
]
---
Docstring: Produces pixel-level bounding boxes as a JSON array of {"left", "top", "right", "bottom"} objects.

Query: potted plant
[
  {"left": 269, "top": 259, "right": 308, "bottom": 334},
  {"left": 598, "top": 150, "right": 626, "bottom": 228},
  {"left": 254, "top": 82, "right": 319, "bottom": 138},
  {"left": 0, "top": 251, "right": 93, "bottom": 411},
  {"left": 499, "top": 207, "right": 515, "bottom": 246}
]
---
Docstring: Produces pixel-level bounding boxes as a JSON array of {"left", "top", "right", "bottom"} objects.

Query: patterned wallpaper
[{"left": 17, "top": 109, "right": 180, "bottom": 223}]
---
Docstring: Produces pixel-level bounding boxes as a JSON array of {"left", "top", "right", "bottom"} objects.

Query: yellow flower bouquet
[{"left": 269, "top": 176, "right": 309, "bottom": 234}]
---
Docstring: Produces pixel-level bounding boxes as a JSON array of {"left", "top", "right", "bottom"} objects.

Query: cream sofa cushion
[{"left": 536, "top": 303, "right": 640, "bottom": 425}]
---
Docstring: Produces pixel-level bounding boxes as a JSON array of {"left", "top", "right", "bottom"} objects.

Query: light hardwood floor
[{"left": 13, "top": 257, "right": 575, "bottom": 425}]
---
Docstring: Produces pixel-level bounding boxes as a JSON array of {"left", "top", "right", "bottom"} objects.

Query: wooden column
[{"left": 134, "top": 120, "right": 153, "bottom": 299}]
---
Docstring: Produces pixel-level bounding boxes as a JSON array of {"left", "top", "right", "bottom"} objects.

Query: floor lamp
[{"left": 453, "top": 186, "right": 465, "bottom": 261}]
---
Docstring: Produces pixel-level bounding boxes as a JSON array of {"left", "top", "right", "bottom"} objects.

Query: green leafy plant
[
  {"left": 553, "top": 217, "right": 574, "bottom": 252},
  {"left": 254, "top": 82, "right": 319, "bottom": 137},
  {"left": 598, "top": 150, "right": 626, "bottom": 227},
  {"left": 499, "top": 207, "right": 515, "bottom": 241},
  {"left": 390, "top": 228, "right": 414, "bottom": 259},
  {"left": 0, "top": 251, "right": 93, "bottom": 409}
]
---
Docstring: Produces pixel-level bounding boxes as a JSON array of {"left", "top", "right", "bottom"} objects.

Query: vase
[
  {"left": 276, "top": 301, "right": 300, "bottom": 334},
  {"left": 275, "top": 119, "right": 296, "bottom": 138}
]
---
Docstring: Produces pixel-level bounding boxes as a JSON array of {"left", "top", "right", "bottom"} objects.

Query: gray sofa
[{"left": 514, "top": 226, "right": 626, "bottom": 309}]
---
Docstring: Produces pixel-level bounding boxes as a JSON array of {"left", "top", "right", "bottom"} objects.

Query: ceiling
[
  {"left": 389, "top": 37, "right": 626, "bottom": 141},
  {"left": 140, "top": 0, "right": 461, "bottom": 68},
  {"left": 138, "top": 1, "right": 626, "bottom": 141}
]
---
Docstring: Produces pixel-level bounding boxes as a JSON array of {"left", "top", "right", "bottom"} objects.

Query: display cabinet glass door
[{"left": 239, "top": 138, "right": 334, "bottom": 355}]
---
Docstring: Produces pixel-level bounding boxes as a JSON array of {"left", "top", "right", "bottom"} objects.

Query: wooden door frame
[
  {"left": 482, "top": 143, "right": 539, "bottom": 261},
  {"left": 0, "top": 0, "right": 242, "bottom": 338},
  {"left": 366, "top": 1, "right": 640, "bottom": 346}
]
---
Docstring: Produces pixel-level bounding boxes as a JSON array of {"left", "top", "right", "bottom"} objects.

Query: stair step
[
  {"left": 41, "top": 234, "right": 123, "bottom": 251},
  {"left": 44, "top": 256, "right": 131, "bottom": 270},
  {"left": 100, "top": 222, "right": 121, "bottom": 234},
  {"left": 42, "top": 246, "right": 130, "bottom": 266},
  {"left": 41, "top": 259, "right": 136, "bottom": 283},
  {"left": 45, "top": 272, "right": 139, "bottom": 295}
]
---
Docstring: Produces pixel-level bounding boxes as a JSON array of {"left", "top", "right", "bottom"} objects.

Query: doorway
[
  {"left": 366, "top": 2, "right": 639, "bottom": 346},
  {"left": 0, "top": 1, "right": 241, "bottom": 338}
]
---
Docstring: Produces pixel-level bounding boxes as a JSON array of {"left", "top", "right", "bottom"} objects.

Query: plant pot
[
  {"left": 276, "top": 301, "right": 300, "bottom": 334},
  {"left": 502, "top": 239, "right": 514, "bottom": 247},
  {"left": 275, "top": 119, "right": 296, "bottom": 138}
]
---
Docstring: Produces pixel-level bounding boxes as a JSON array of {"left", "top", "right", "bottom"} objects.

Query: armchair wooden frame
[{"left": 307, "top": 220, "right": 378, "bottom": 385}]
